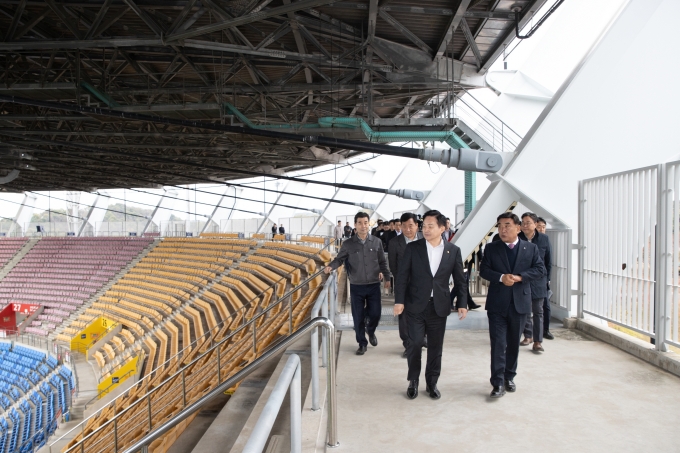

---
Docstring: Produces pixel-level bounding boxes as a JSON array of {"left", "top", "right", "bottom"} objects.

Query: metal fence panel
[
  {"left": 580, "top": 166, "right": 658, "bottom": 337},
  {"left": 545, "top": 229, "right": 571, "bottom": 311},
  {"left": 661, "top": 162, "right": 680, "bottom": 348}
]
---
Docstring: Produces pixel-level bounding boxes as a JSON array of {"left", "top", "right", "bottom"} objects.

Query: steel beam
[
  {"left": 166, "top": 0, "right": 339, "bottom": 43},
  {"left": 434, "top": 0, "right": 471, "bottom": 60},
  {"left": 378, "top": 10, "right": 433, "bottom": 55}
]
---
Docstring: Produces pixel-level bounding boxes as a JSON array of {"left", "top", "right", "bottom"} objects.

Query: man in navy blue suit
[{"left": 480, "top": 212, "right": 545, "bottom": 398}]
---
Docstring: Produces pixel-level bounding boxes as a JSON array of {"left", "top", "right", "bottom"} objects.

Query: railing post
[
  {"left": 325, "top": 320, "right": 339, "bottom": 448},
  {"left": 147, "top": 395, "right": 152, "bottom": 433},
  {"left": 288, "top": 294, "right": 293, "bottom": 335},
  {"left": 252, "top": 322, "right": 257, "bottom": 355},
  {"left": 113, "top": 414, "right": 118, "bottom": 453},
  {"left": 290, "top": 359, "right": 301, "bottom": 453},
  {"left": 655, "top": 163, "right": 669, "bottom": 352},
  {"left": 577, "top": 180, "right": 585, "bottom": 319},
  {"left": 321, "top": 293, "right": 328, "bottom": 368},
  {"left": 216, "top": 346, "right": 221, "bottom": 383},
  {"left": 182, "top": 369, "right": 187, "bottom": 407}
]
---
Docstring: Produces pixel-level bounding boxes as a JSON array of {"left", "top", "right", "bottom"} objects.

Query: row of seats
[
  {"left": 0, "top": 238, "right": 28, "bottom": 269},
  {"left": 0, "top": 238, "right": 153, "bottom": 336},
  {"left": 63, "top": 239, "right": 330, "bottom": 453},
  {"left": 56, "top": 239, "right": 257, "bottom": 382},
  {"left": 0, "top": 342, "right": 74, "bottom": 453}
]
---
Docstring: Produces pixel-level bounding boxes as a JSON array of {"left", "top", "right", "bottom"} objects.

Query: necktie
[{"left": 508, "top": 243, "right": 515, "bottom": 249}]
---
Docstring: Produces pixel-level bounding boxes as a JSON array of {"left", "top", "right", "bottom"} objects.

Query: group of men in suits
[{"left": 326, "top": 209, "right": 546, "bottom": 400}]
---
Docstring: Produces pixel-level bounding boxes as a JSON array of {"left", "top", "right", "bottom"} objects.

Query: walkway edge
[{"left": 569, "top": 318, "right": 680, "bottom": 378}]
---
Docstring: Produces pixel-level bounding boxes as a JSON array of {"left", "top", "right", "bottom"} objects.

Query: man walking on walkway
[
  {"left": 518, "top": 212, "right": 552, "bottom": 353},
  {"left": 480, "top": 212, "right": 545, "bottom": 398},
  {"left": 388, "top": 213, "right": 423, "bottom": 358},
  {"left": 334, "top": 220, "right": 344, "bottom": 245},
  {"left": 325, "top": 212, "right": 391, "bottom": 355},
  {"left": 394, "top": 210, "right": 468, "bottom": 400}
]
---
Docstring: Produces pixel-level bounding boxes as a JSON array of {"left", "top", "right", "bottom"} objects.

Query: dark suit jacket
[
  {"left": 278, "top": 227, "right": 285, "bottom": 234},
  {"left": 395, "top": 239, "right": 467, "bottom": 317},
  {"left": 387, "top": 233, "right": 423, "bottom": 283},
  {"left": 518, "top": 231, "right": 551, "bottom": 298},
  {"left": 480, "top": 239, "right": 545, "bottom": 315}
]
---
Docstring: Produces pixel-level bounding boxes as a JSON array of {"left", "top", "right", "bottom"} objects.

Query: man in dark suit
[
  {"left": 480, "top": 212, "right": 545, "bottom": 398},
  {"left": 388, "top": 213, "right": 423, "bottom": 358},
  {"left": 395, "top": 210, "right": 468, "bottom": 400},
  {"left": 278, "top": 225, "right": 285, "bottom": 235},
  {"left": 518, "top": 212, "right": 552, "bottom": 353}
]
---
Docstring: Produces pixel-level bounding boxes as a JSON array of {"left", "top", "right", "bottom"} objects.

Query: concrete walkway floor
[{"left": 335, "top": 327, "right": 680, "bottom": 453}]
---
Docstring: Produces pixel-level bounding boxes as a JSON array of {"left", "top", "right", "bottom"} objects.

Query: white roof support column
[
  {"left": 8, "top": 193, "right": 37, "bottom": 236},
  {"left": 201, "top": 187, "right": 232, "bottom": 234},
  {"left": 307, "top": 168, "right": 367, "bottom": 235},
  {"left": 77, "top": 191, "right": 111, "bottom": 237},
  {"left": 142, "top": 188, "right": 179, "bottom": 234},
  {"left": 256, "top": 182, "right": 290, "bottom": 234}
]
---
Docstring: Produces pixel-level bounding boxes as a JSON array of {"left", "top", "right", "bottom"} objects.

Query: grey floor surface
[{"left": 335, "top": 328, "right": 680, "bottom": 453}]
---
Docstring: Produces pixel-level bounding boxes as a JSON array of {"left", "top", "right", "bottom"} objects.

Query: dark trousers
[
  {"left": 350, "top": 283, "right": 381, "bottom": 347},
  {"left": 406, "top": 300, "right": 447, "bottom": 386},
  {"left": 398, "top": 313, "right": 409, "bottom": 349},
  {"left": 523, "top": 298, "right": 545, "bottom": 342},
  {"left": 488, "top": 302, "right": 528, "bottom": 387},
  {"left": 543, "top": 297, "right": 551, "bottom": 330},
  {"left": 399, "top": 311, "right": 426, "bottom": 350}
]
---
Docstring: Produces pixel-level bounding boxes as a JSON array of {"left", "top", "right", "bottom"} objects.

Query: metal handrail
[
  {"left": 120, "top": 317, "right": 338, "bottom": 453},
  {"left": 84, "top": 368, "right": 137, "bottom": 410},
  {"left": 242, "top": 354, "right": 302, "bottom": 453},
  {"left": 458, "top": 86, "right": 524, "bottom": 139},
  {"left": 54, "top": 267, "right": 327, "bottom": 453},
  {"left": 310, "top": 270, "right": 337, "bottom": 410}
]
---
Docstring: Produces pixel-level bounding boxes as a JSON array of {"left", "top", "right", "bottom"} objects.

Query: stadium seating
[
  {"left": 61, "top": 237, "right": 331, "bottom": 453},
  {"left": 0, "top": 238, "right": 28, "bottom": 269},
  {"left": 0, "top": 341, "right": 75, "bottom": 453},
  {"left": 0, "top": 237, "right": 153, "bottom": 336}
]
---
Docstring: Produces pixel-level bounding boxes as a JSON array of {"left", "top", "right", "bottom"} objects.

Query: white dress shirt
[
  {"left": 499, "top": 237, "right": 520, "bottom": 282},
  {"left": 426, "top": 238, "right": 445, "bottom": 296}
]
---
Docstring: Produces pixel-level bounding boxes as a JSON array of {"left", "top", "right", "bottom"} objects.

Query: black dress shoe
[
  {"left": 356, "top": 345, "right": 367, "bottom": 355},
  {"left": 369, "top": 333, "right": 378, "bottom": 347},
  {"left": 504, "top": 380, "right": 516, "bottom": 393},
  {"left": 407, "top": 380, "right": 419, "bottom": 399},
  {"left": 544, "top": 330, "right": 555, "bottom": 340},
  {"left": 401, "top": 349, "right": 408, "bottom": 358},
  {"left": 468, "top": 301, "right": 482, "bottom": 310},
  {"left": 425, "top": 384, "right": 441, "bottom": 400},
  {"left": 490, "top": 386, "right": 506, "bottom": 398}
]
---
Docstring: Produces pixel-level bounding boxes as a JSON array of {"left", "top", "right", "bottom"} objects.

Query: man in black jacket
[
  {"left": 388, "top": 213, "right": 423, "bottom": 358},
  {"left": 395, "top": 210, "right": 468, "bottom": 400},
  {"left": 518, "top": 212, "right": 552, "bottom": 353},
  {"left": 480, "top": 212, "right": 545, "bottom": 398}
]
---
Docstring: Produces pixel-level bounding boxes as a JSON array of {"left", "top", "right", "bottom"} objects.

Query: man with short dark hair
[
  {"left": 371, "top": 220, "right": 383, "bottom": 236},
  {"left": 325, "top": 212, "right": 391, "bottom": 355},
  {"left": 395, "top": 210, "right": 468, "bottom": 400},
  {"left": 534, "top": 217, "right": 553, "bottom": 339},
  {"left": 480, "top": 212, "right": 545, "bottom": 398},
  {"left": 518, "top": 212, "right": 552, "bottom": 353},
  {"left": 271, "top": 223, "right": 277, "bottom": 235},
  {"left": 536, "top": 217, "right": 547, "bottom": 234},
  {"left": 388, "top": 213, "right": 423, "bottom": 358},
  {"left": 344, "top": 221, "right": 352, "bottom": 239},
  {"left": 442, "top": 217, "right": 455, "bottom": 242},
  {"left": 383, "top": 219, "right": 397, "bottom": 251},
  {"left": 278, "top": 225, "right": 285, "bottom": 235}
]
